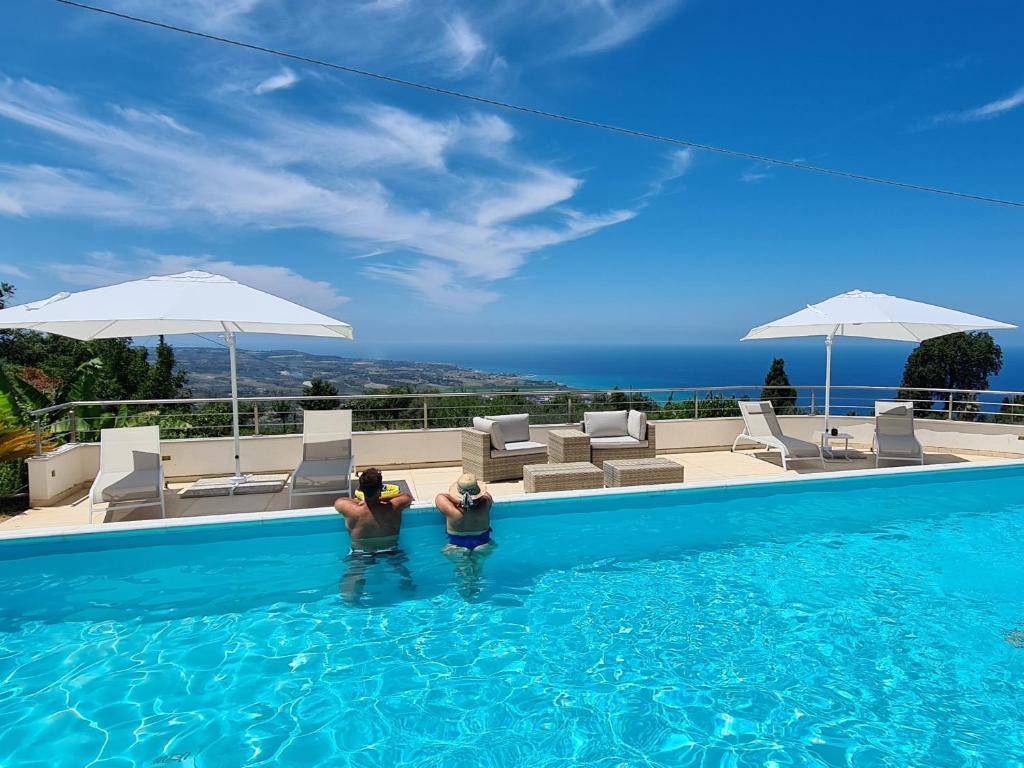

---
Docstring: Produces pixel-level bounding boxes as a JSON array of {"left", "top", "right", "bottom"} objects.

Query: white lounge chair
[
  {"left": 290, "top": 409, "right": 355, "bottom": 504},
  {"left": 732, "top": 400, "right": 824, "bottom": 470},
  {"left": 873, "top": 400, "right": 924, "bottom": 467},
  {"left": 89, "top": 425, "right": 165, "bottom": 523}
]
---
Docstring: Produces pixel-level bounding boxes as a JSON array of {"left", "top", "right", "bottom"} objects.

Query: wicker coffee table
[
  {"left": 548, "top": 428, "right": 591, "bottom": 464},
  {"left": 524, "top": 461, "right": 603, "bottom": 493},
  {"left": 603, "top": 457, "right": 684, "bottom": 488}
]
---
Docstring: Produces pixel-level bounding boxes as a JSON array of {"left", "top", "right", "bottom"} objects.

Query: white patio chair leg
[{"left": 731, "top": 435, "right": 742, "bottom": 453}]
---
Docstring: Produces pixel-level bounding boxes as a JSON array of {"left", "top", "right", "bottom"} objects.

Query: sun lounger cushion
[
  {"left": 303, "top": 439, "right": 352, "bottom": 460},
  {"left": 627, "top": 410, "right": 647, "bottom": 440},
  {"left": 584, "top": 410, "right": 629, "bottom": 438},
  {"left": 485, "top": 414, "right": 530, "bottom": 444},
  {"left": 472, "top": 417, "right": 506, "bottom": 450},
  {"left": 292, "top": 459, "right": 353, "bottom": 491},
  {"left": 100, "top": 469, "right": 161, "bottom": 503},
  {"left": 877, "top": 433, "right": 922, "bottom": 456},
  {"left": 490, "top": 440, "right": 546, "bottom": 459},
  {"left": 776, "top": 436, "right": 822, "bottom": 457},
  {"left": 590, "top": 436, "right": 648, "bottom": 449}
]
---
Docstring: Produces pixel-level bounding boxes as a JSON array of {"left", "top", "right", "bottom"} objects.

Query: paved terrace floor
[{"left": 1, "top": 448, "right": 1001, "bottom": 533}]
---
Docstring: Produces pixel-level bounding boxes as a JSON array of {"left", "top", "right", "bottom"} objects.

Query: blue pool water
[{"left": 2, "top": 465, "right": 1024, "bottom": 767}]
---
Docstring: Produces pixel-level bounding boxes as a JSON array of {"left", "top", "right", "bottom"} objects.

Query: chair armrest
[
  {"left": 462, "top": 428, "right": 491, "bottom": 460},
  {"left": 646, "top": 420, "right": 657, "bottom": 448},
  {"left": 89, "top": 472, "right": 106, "bottom": 504}
]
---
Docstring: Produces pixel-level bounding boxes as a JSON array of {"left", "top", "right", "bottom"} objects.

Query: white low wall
[{"left": 27, "top": 416, "right": 1024, "bottom": 506}]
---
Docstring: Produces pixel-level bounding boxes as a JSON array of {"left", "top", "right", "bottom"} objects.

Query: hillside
[{"left": 172, "top": 347, "right": 562, "bottom": 396}]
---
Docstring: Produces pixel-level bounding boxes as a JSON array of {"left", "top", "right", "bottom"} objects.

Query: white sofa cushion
[
  {"left": 485, "top": 413, "right": 530, "bottom": 444},
  {"left": 589, "top": 436, "right": 647, "bottom": 449},
  {"left": 490, "top": 440, "right": 546, "bottom": 459},
  {"left": 627, "top": 410, "right": 647, "bottom": 440},
  {"left": 472, "top": 417, "right": 505, "bottom": 450},
  {"left": 584, "top": 410, "right": 629, "bottom": 438}
]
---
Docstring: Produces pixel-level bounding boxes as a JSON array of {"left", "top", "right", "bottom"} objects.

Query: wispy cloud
[
  {"left": 739, "top": 160, "right": 774, "bottom": 184},
  {"left": 253, "top": 68, "right": 299, "bottom": 95},
  {"left": 444, "top": 15, "right": 487, "bottom": 72},
  {"left": 0, "top": 263, "right": 30, "bottom": 280},
  {"left": 648, "top": 147, "right": 695, "bottom": 194},
  {"left": 565, "top": 0, "right": 683, "bottom": 55},
  {"left": 112, "top": 106, "right": 195, "bottom": 134},
  {"left": 363, "top": 261, "right": 499, "bottom": 308},
  {"left": 50, "top": 250, "right": 350, "bottom": 312},
  {"left": 665, "top": 147, "right": 695, "bottom": 178},
  {"left": 104, "top": 0, "right": 681, "bottom": 75},
  {"left": 0, "top": 190, "right": 25, "bottom": 215},
  {"left": 0, "top": 75, "right": 635, "bottom": 305},
  {"left": 106, "top": 0, "right": 263, "bottom": 33},
  {"left": 472, "top": 168, "right": 580, "bottom": 226},
  {"left": 927, "top": 84, "right": 1024, "bottom": 125}
]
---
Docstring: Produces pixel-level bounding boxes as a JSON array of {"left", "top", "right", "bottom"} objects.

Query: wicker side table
[
  {"left": 524, "top": 462, "right": 603, "bottom": 493},
  {"left": 548, "top": 428, "right": 591, "bottom": 464},
  {"left": 603, "top": 457, "right": 684, "bottom": 488}
]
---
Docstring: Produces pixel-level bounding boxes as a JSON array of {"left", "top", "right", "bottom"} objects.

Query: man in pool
[
  {"left": 435, "top": 473, "right": 495, "bottom": 555},
  {"left": 335, "top": 467, "right": 413, "bottom": 555}
]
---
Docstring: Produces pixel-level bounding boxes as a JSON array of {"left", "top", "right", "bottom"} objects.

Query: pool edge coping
[{"left": 4, "top": 457, "right": 1024, "bottom": 545}]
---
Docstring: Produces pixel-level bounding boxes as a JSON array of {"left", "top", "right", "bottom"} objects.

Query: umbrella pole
[
  {"left": 226, "top": 330, "right": 244, "bottom": 483},
  {"left": 823, "top": 333, "right": 833, "bottom": 432}
]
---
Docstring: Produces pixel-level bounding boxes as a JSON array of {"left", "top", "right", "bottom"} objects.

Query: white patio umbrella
[
  {"left": 0, "top": 271, "right": 353, "bottom": 482},
  {"left": 742, "top": 290, "right": 1015, "bottom": 429}
]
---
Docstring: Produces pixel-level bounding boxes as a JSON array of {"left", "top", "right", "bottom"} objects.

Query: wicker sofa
[
  {"left": 462, "top": 413, "right": 547, "bottom": 481},
  {"left": 580, "top": 410, "right": 657, "bottom": 467}
]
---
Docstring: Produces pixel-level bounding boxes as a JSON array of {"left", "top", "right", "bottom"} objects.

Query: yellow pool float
[{"left": 355, "top": 483, "right": 401, "bottom": 500}]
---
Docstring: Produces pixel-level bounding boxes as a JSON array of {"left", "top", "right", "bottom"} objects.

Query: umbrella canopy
[
  {"left": 0, "top": 270, "right": 353, "bottom": 340},
  {"left": 742, "top": 290, "right": 1015, "bottom": 430},
  {"left": 0, "top": 271, "right": 354, "bottom": 483},
  {"left": 742, "top": 289, "right": 1015, "bottom": 343}
]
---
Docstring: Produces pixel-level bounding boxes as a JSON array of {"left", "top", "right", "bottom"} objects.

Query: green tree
[
  {"left": 303, "top": 376, "right": 340, "bottom": 410},
  {"left": 93, "top": 338, "right": 151, "bottom": 401},
  {"left": 659, "top": 392, "right": 742, "bottom": 419},
  {"left": 760, "top": 357, "right": 797, "bottom": 413},
  {"left": 141, "top": 336, "right": 190, "bottom": 400},
  {"left": 897, "top": 332, "right": 1003, "bottom": 420},
  {"left": 268, "top": 398, "right": 299, "bottom": 434}
]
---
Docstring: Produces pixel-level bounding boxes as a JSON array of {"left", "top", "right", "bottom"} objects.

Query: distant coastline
[
  {"left": 173, "top": 347, "right": 564, "bottom": 397},
  {"left": 172, "top": 341, "right": 1023, "bottom": 397}
]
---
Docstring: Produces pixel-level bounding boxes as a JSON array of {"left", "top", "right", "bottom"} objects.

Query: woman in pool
[
  {"left": 435, "top": 473, "right": 496, "bottom": 599},
  {"left": 435, "top": 473, "right": 495, "bottom": 554}
]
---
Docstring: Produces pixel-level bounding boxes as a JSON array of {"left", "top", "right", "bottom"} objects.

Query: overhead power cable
[{"left": 52, "top": 0, "right": 1024, "bottom": 209}]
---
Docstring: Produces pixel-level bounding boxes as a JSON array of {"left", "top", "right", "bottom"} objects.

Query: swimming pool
[{"left": 2, "top": 464, "right": 1023, "bottom": 766}]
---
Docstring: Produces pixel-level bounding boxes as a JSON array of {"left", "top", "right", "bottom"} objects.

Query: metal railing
[{"left": 28, "top": 383, "right": 1024, "bottom": 456}]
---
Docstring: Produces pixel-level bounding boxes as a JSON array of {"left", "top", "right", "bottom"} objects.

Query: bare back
[
  {"left": 435, "top": 493, "right": 493, "bottom": 534},
  {"left": 336, "top": 494, "right": 413, "bottom": 550}
]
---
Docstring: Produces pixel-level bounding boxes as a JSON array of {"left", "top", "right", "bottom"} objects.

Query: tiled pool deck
[{"left": 2, "top": 448, "right": 1001, "bottom": 533}]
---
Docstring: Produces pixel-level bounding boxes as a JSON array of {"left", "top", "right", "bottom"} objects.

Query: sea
[{"left": 284, "top": 339, "right": 1024, "bottom": 394}]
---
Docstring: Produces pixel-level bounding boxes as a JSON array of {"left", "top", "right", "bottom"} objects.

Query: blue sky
[{"left": 0, "top": 0, "right": 1022, "bottom": 349}]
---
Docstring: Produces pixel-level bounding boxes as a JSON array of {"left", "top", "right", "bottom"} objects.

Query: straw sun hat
[{"left": 449, "top": 472, "right": 487, "bottom": 500}]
